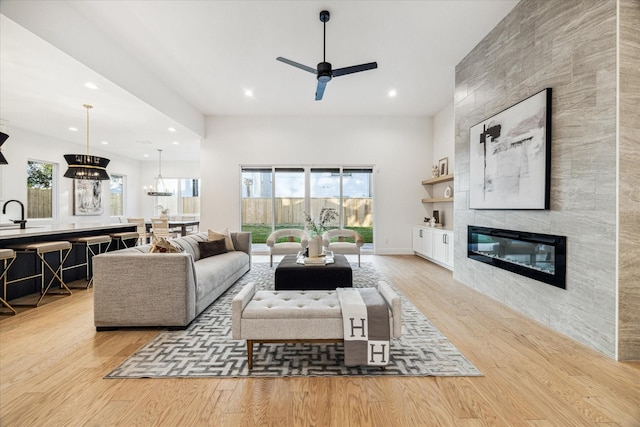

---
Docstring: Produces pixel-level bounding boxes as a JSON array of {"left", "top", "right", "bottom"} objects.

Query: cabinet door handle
[{"left": 419, "top": 230, "right": 423, "bottom": 238}]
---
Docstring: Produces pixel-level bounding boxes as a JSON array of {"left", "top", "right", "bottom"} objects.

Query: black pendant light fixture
[
  {"left": 64, "top": 104, "right": 110, "bottom": 180},
  {"left": 0, "top": 131, "right": 8, "bottom": 165},
  {"left": 146, "top": 149, "right": 173, "bottom": 196}
]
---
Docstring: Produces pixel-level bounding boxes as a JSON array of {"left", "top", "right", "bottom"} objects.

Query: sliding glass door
[
  {"left": 274, "top": 168, "right": 305, "bottom": 230},
  {"left": 241, "top": 166, "right": 373, "bottom": 248}
]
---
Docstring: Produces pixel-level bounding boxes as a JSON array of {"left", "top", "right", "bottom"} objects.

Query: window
[
  {"left": 27, "top": 160, "right": 55, "bottom": 219},
  {"left": 241, "top": 168, "right": 273, "bottom": 243},
  {"left": 109, "top": 173, "right": 124, "bottom": 216},
  {"left": 274, "top": 168, "right": 305, "bottom": 230},
  {"left": 241, "top": 166, "right": 373, "bottom": 247},
  {"left": 310, "top": 167, "right": 340, "bottom": 227},
  {"left": 151, "top": 178, "right": 200, "bottom": 217}
]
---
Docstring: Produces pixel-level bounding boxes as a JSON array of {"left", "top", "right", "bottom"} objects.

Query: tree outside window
[
  {"left": 27, "top": 160, "right": 54, "bottom": 219},
  {"left": 110, "top": 174, "right": 124, "bottom": 216}
]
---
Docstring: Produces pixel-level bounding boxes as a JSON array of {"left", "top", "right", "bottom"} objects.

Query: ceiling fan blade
[
  {"left": 276, "top": 57, "right": 317, "bottom": 74},
  {"left": 332, "top": 62, "right": 378, "bottom": 77},
  {"left": 315, "top": 80, "right": 328, "bottom": 101}
]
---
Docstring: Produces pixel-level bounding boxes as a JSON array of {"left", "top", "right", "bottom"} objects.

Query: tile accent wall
[
  {"left": 454, "top": 0, "right": 622, "bottom": 358},
  {"left": 618, "top": 0, "right": 640, "bottom": 360}
]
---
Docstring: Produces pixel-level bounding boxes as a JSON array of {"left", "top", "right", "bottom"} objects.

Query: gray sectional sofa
[{"left": 93, "top": 232, "right": 251, "bottom": 330}]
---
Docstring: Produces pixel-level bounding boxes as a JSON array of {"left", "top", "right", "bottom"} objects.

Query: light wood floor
[{"left": 1, "top": 255, "right": 639, "bottom": 426}]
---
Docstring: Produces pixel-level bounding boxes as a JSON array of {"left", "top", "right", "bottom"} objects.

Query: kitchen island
[{"left": 0, "top": 223, "right": 136, "bottom": 303}]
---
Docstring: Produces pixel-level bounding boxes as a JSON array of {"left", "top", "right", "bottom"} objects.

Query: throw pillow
[
  {"left": 198, "top": 239, "right": 227, "bottom": 259},
  {"left": 208, "top": 228, "right": 235, "bottom": 251},
  {"left": 150, "top": 237, "right": 184, "bottom": 253}
]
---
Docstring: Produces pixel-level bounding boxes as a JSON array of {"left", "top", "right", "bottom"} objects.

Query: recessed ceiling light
[
  {"left": 168, "top": 127, "right": 176, "bottom": 132},
  {"left": 388, "top": 89, "right": 397, "bottom": 98},
  {"left": 101, "top": 140, "right": 108, "bottom": 145},
  {"left": 84, "top": 82, "right": 98, "bottom": 90},
  {"left": 172, "top": 141, "right": 179, "bottom": 145},
  {"left": 68, "top": 126, "right": 78, "bottom": 132},
  {"left": 244, "top": 88, "right": 254, "bottom": 98},
  {"left": 143, "top": 154, "right": 150, "bottom": 158}
]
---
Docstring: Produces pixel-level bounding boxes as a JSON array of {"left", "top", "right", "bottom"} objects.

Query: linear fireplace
[{"left": 468, "top": 226, "right": 566, "bottom": 289}]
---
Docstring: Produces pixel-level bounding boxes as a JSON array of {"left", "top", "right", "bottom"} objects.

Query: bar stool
[
  {"left": 63, "top": 235, "right": 112, "bottom": 289},
  {"left": 109, "top": 231, "right": 140, "bottom": 249},
  {"left": 0, "top": 249, "right": 17, "bottom": 315},
  {"left": 7, "top": 241, "right": 73, "bottom": 306}
]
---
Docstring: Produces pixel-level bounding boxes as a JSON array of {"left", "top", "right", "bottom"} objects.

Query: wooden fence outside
[
  {"left": 27, "top": 188, "right": 52, "bottom": 219},
  {"left": 242, "top": 197, "right": 372, "bottom": 227}
]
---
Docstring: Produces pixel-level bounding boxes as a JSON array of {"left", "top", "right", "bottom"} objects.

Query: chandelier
[
  {"left": 63, "top": 104, "right": 110, "bottom": 180},
  {"left": 0, "top": 131, "right": 8, "bottom": 164},
  {"left": 146, "top": 149, "right": 173, "bottom": 196}
]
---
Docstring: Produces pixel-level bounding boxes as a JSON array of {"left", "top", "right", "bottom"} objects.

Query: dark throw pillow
[{"left": 199, "top": 239, "right": 227, "bottom": 259}]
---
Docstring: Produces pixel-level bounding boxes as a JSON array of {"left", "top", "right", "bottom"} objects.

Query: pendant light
[
  {"left": 146, "top": 149, "right": 173, "bottom": 196},
  {"left": 0, "top": 131, "right": 8, "bottom": 165},
  {"left": 64, "top": 104, "right": 110, "bottom": 180}
]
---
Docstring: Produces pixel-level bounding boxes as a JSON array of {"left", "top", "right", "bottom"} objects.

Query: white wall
[
  {"left": 433, "top": 101, "right": 454, "bottom": 171},
  {"left": 430, "top": 101, "right": 455, "bottom": 227},
  {"left": 0, "top": 127, "right": 199, "bottom": 223},
  {"left": 200, "top": 116, "right": 432, "bottom": 254}
]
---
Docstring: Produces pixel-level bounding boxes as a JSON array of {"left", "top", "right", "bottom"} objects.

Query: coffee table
[{"left": 274, "top": 254, "right": 353, "bottom": 290}]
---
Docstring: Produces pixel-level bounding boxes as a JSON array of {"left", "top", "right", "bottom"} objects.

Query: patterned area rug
[{"left": 106, "top": 262, "right": 481, "bottom": 378}]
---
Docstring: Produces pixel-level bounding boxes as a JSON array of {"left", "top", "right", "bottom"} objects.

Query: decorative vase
[{"left": 308, "top": 235, "right": 322, "bottom": 257}]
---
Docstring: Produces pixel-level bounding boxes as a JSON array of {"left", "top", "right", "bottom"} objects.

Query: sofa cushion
[
  {"left": 150, "top": 237, "right": 183, "bottom": 253},
  {"left": 199, "top": 239, "right": 227, "bottom": 258},
  {"left": 208, "top": 228, "right": 235, "bottom": 251},
  {"left": 194, "top": 251, "right": 249, "bottom": 302},
  {"left": 170, "top": 233, "right": 208, "bottom": 261}
]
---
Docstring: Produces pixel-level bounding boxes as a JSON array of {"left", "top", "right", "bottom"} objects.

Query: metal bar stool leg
[
  {"left": 35, "top": 246, "right": 73, "bottom": 306},
  {"left": 109, "top": 232, "right": 139, "bottom": 250},
  {"left": 7, "top": 241, "right": 73, "bottom": 307},
  {"left": 0, "top": 249, "right": 17, "bottom": 315},
  {"left": 64, "top": 236, "right": 112, "bottom": 289}
]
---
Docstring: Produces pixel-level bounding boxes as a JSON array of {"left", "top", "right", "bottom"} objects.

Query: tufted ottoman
[{"left": 232, "top": 281, "right": 402, "bottom": 369}]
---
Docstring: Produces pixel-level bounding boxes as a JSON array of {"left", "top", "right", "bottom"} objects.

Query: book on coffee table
[{"left": 295, "top": 251, "right": 335, "bottom": 265}]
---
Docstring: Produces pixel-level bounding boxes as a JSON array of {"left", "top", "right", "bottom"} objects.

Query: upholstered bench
[{"left": 232, "top": 281, "right": 402, "bottom": 369}]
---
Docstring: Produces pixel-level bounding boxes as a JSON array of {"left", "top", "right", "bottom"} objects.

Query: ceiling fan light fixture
[
  {"left": 276, "top": 9, "right": 378, "bottom": 101},
  {"left": 64, "top": 104, "right": 110, "bottom": 180}
]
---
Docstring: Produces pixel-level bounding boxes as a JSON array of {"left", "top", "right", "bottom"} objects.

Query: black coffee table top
[{"left": 275, "top": 254, "right": 353, "bottom": 290}]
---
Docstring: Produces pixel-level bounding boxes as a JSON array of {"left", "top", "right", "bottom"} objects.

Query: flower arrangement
[
  {"left": 304, "top": 208, "right": 338, "bottom": 237},
  {"left": 155, "top": 204, "right": 170, "bottom": 215}
]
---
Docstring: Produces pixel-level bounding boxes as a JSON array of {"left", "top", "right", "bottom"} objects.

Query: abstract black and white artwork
[
  {"left": 469, "top": 88, "right": 551, "bottom": 209},
  {"left": 74, "top": 179, "right": 103, "bottom": 215}
]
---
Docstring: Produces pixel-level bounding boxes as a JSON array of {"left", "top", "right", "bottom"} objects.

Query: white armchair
[
  {"left": 266, "top": 229, "right": 310, "bottom": 267},
  {"left": 322, "top": 229, "right": 364, "bottom": 266}
]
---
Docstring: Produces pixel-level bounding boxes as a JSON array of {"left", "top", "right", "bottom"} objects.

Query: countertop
[
  {"left": 414, "top": 224, "right": 453, "bottom": 231},
  {"left": 0, "top": 223, "right": 135, "bottom": 240}
]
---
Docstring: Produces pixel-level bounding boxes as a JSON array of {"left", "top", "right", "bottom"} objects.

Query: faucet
[{"left": 2, "top": 200, "right": 26, "bottom": 229}]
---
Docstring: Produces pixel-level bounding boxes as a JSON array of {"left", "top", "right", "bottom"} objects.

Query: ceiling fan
[{"left": 277, "top": 10, "right": 378, "bottom": 101}]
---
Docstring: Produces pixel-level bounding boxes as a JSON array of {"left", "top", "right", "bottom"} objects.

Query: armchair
[
  {"left": 322, "top": 229, "right": 364, "bottom": 266},
  {"left": 266, "top": 229, "right": 309, "bottom": 267}
]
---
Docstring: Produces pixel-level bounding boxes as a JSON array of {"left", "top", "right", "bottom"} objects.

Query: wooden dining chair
[
  {"left": 150, "top": 217, "right": 174, "bottom": 240},
  {"left": 127, "top": 217, "right": 152, "bottom": 245}
]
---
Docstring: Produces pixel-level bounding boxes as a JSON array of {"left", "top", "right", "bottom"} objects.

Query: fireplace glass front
[{"left": 468, "top": 226, "right": 566, "bottom": 289}]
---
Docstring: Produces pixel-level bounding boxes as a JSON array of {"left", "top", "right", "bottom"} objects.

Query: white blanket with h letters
[{"left": 336, "top": 287, "right": 390, "bottom": 367}]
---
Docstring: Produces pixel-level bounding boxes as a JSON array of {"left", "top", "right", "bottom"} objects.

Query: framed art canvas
[
  {"left": 469, "top": 88, "right": 552, "bottom": 209},
  {"left": 438, "top": 157, "right": 449, "bottom": 176},
  {"left": 74, "top": 179, "right": 103, "bottom": 215}
]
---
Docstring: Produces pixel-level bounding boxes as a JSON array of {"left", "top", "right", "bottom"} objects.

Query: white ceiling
[{"left": 0, "top": 1, "right": 519, "bottom": 162}]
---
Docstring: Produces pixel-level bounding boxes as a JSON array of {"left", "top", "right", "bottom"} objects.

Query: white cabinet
[
  {"left": 412, "top": 226, "right": 433, "bottom": 258},
  {"left": 413, "top": 226, "right": 453, "bottom": 270},
  {"left": 432, "top": 229, "right": 454, "bottom": 269}
]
